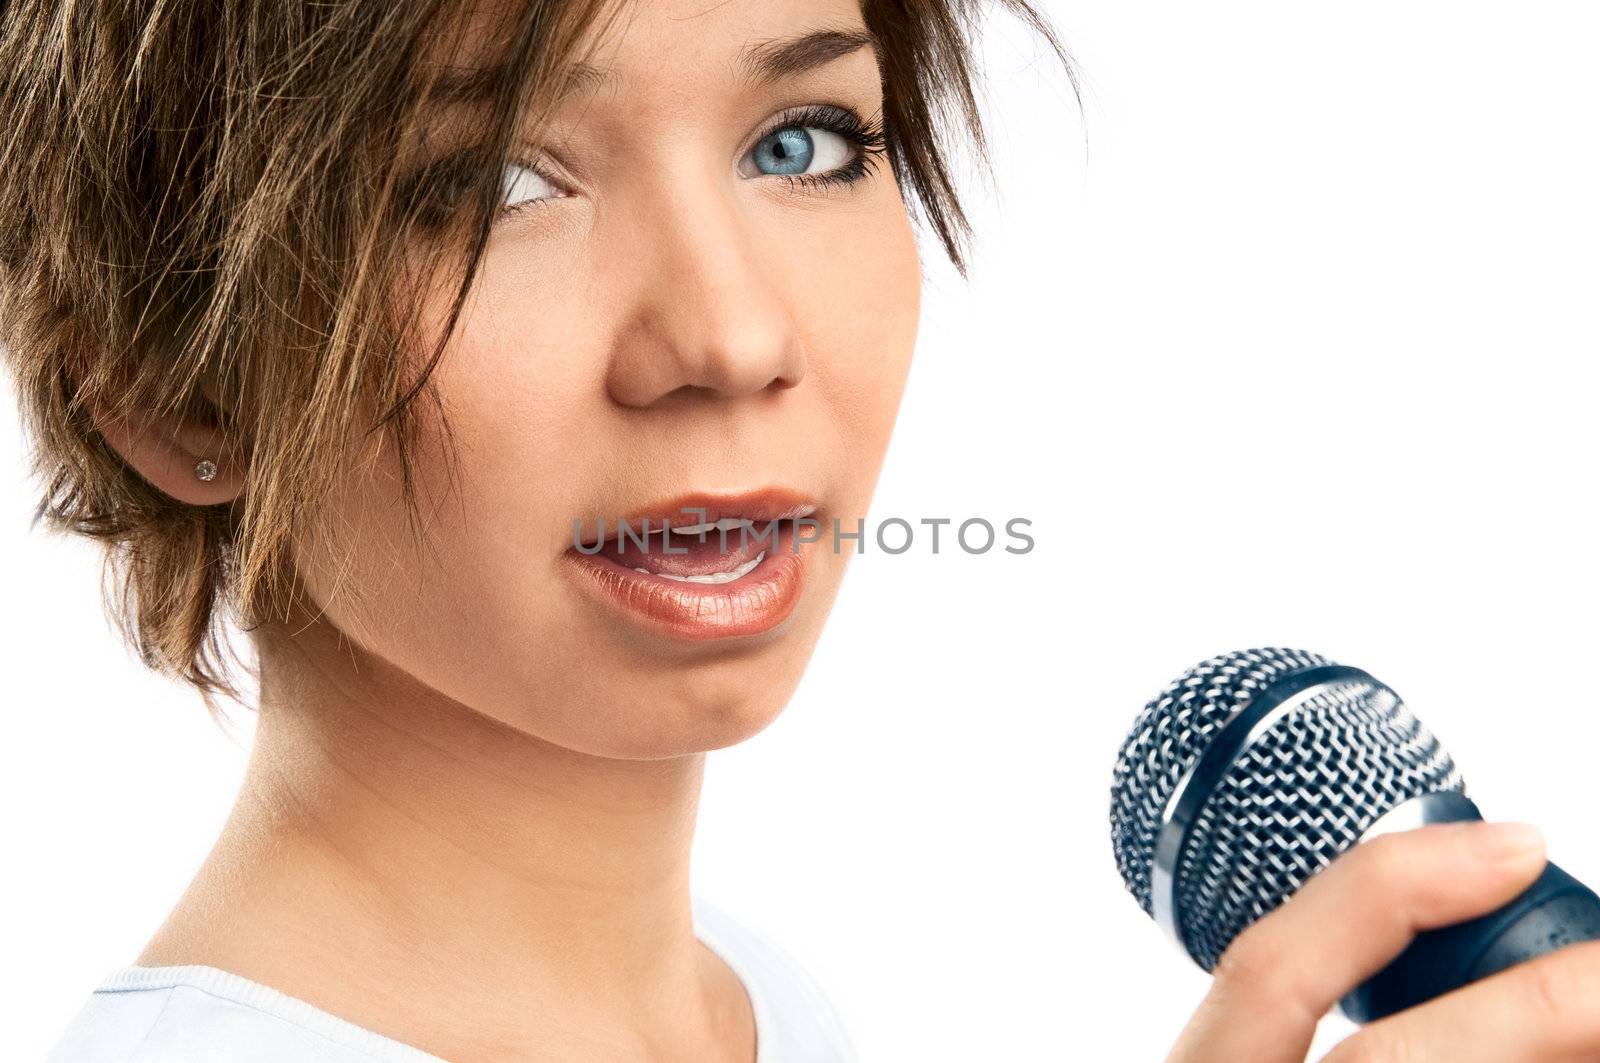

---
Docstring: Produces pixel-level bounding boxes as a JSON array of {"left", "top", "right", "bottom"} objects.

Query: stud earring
[{"left": 193, "top": 458, "right": 217, "bottom": 483}]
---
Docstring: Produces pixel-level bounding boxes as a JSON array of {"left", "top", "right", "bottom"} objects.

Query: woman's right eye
[{"left": 501, "top": 162, "right": 568, "bottom": 216}]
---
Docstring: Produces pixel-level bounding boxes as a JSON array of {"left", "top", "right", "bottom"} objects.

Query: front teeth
[
  {"left": 627, "top": 516, "right": 776, "bottom": 583},
  {"left": 668, "top": 517, "right": 755, "bottom": 536},
  {"left": 632, "top": 551, "right": 766, "bottom": 584}
]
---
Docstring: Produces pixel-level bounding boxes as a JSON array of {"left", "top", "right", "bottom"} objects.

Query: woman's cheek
[{"left": 808, "top": 206, "right": 922, "bottom": 452}]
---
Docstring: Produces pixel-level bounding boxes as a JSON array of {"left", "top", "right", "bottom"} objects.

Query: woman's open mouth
[{"left": 562, "top": 491, "right": 821, "bottom": 642}]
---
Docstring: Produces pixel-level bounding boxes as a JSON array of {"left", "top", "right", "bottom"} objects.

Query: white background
[{"left": 6, "top": 2, "right": 1599, "bottom": 1059}]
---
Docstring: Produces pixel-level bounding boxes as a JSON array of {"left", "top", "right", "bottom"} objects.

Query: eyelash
[{"left": 461, "top": 103, "right": 890, "bottom": 223}]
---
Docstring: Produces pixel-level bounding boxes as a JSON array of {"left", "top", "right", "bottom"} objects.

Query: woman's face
[{"left": 291, "top": 0, "right": 921, "bottom": 759}]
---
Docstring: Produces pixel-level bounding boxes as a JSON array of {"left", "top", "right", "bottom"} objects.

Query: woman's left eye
[
  {"left": 736, "top": 106, "right": 887, "bottom": 189},
  {"left": 742, "top": 126, "right": 853, "bottom": 179}
]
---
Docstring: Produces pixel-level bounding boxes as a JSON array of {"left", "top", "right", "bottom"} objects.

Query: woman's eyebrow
[
  {"left": 733, "top": 25, "right": 880, "bottom": 87},
  {"left": 425, "top": 25, "right": 880, "bottom": 107}
]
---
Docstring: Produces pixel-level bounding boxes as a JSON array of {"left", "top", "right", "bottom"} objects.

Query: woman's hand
[{"left": 1165, "top": 819, "right": 1600, "bottom": 1062}]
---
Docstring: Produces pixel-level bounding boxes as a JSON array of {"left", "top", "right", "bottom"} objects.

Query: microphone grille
[{"left": 1109, "top": 647, "right": 1465, "bottom": 970}]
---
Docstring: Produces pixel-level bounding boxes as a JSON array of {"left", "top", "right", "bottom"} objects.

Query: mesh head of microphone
[{"left": 1109, "top": 647, "right": 1466, "bottom": 970}]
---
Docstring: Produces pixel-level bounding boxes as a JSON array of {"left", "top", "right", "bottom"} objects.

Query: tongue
[{"left": 595, "top": 522, "right": 774, "bottom": 578}]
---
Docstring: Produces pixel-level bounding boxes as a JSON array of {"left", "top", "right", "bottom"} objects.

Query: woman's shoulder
[
  {"left": 45, "top": 965, "right": 445, "bottom": 1063},
  {"left": 691, "top": 897, "right": 860, "bottom": 1063},
  {"left": 46, "top": 900, "right": 857, "bottom": 1063}
]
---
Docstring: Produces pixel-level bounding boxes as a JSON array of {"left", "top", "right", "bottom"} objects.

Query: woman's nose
[{"left": 603, "top": 189, "right": 807, "bottom": 408}]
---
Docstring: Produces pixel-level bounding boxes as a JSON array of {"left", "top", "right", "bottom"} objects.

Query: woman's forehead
[{"left": 420, "top": 0, "right": 876, "bottom": 106}]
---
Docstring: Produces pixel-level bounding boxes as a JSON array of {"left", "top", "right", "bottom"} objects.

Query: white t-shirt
[{"left": 46, "top": 898, "right": 856, "bottom": 1062}]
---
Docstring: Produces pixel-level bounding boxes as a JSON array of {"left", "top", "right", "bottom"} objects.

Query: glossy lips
[{"left": 563, "top": 490, "right": 820, "bottom": 641}]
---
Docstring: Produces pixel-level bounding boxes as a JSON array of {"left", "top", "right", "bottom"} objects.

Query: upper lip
[{"left": 571, "top": 488, "right": 821, "bottom": 549}]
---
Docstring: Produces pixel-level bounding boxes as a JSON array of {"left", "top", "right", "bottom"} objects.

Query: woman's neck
[{"left": 135, "top": 611, "right": 754, "bottom": 1062}]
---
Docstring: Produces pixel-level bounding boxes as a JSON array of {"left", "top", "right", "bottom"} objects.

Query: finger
[
  {"left": 1165, "top": 820, "right": 1547, "bottom": 1063},
  {"left": 1320, "top": 939, "right": 1600, "bottom": 1063}
]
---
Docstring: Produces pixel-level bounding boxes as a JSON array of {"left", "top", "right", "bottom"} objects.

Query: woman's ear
[{"left": 84, "top": 378, "right": 248, "bottom": 507}]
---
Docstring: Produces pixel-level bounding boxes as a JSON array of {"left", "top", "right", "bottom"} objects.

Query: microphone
[{"left": 1108, "top": 647, "right": 1600, "bottom": 1022}]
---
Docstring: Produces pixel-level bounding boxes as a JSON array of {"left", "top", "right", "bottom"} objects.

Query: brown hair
[{"left": 0, "top": 0, "right": 1076, "bottom": 716}]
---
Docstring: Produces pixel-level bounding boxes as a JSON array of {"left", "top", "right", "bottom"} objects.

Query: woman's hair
[{"left": 0, "top": 0, "right": 1075, "bottom": 715}]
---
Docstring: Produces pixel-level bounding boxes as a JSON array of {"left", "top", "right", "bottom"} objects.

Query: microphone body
[
  {"left": 1344, "top": 838, "right": 1600, "bottom": 1021},
  {"left": 1109, "top": 648, "right": 1600, "bottom": 1023}
]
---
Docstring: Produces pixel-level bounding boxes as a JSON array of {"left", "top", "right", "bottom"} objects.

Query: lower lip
[{"left": 562, "top": 520, "right": 810, "bottom": 642}]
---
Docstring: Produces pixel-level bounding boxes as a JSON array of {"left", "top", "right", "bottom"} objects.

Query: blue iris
[{"left": 751, "top": 127, "right": 814, "bottom": 176}]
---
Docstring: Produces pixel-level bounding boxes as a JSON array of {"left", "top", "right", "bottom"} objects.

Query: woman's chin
[
  {"left": 550, "top": 704, "right": 793, "bottom": 765},
  {"left": 533, "top": 688, "right": 799, "bottom": 761}
]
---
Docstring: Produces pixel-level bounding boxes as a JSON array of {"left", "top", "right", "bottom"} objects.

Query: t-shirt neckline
[{"left": 95, "top": 910, "right": 772, "bottom": 1062}]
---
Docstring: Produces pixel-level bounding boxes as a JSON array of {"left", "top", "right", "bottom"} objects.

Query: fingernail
[{"left": 1470, "top": 821, "right": 1545, "bottom": 860}]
